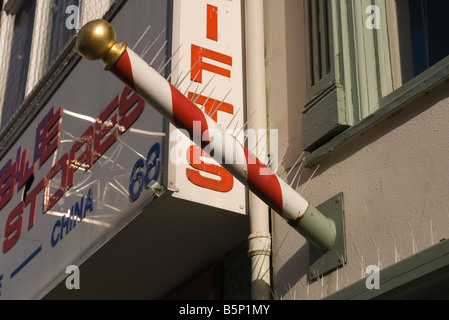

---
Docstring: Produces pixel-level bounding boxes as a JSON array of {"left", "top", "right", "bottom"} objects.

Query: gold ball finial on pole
[{"left": 76, "top": 19, "right": 127, "bottom": 69}]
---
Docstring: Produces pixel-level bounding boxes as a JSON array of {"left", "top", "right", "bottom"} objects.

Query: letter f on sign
[{"left": 65, "top": 265, "right": 80, "bottom": 290}]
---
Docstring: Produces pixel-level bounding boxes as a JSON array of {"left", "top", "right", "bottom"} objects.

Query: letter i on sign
[
  {"left": 207, "top": 4, "right": 218, "bottom": 41},
  {"left": 190, "top": 4, "right": 232, "bottom": 83}
]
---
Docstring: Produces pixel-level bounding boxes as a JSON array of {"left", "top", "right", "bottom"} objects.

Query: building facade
[{"left": 1, "top": 0, "right": 449, "bottom": 300}]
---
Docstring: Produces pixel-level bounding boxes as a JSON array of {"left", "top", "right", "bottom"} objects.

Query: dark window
[
  {"left": 1, "top": 0, "right": 36, "bottom": 127},
  {"left": 47, "top": 0, "right": 80, "bottom": 66},
  {"left": 408, "top": 0, "right": 449, "bottom": 76},
  {"left": 1, "top": 0, "right": 80, "bottom": 129}
]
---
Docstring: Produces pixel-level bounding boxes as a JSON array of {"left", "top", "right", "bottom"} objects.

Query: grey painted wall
[{"left": 265, "top": 0, "right": 449, "bottom": 300}]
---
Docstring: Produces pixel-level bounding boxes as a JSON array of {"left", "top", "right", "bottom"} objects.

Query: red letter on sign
[
  {"left": 207, "top": 4, "right": 218, "bottom": 41},
  {"left": 25, "top": 178, "right": 45, "bottom": 231},
  {"left": 68, "top": 125, "right": 94, "bottom": 189},
  {"left": 94, "top": 95, "right": 119, "bottom": 163},
  {"left": 43, "top": 153, "right": 69, "bottom": 213},
  {"left": 186, "top": 145, "right": 233, "bottom": 192},
  {"left": 191, "top": 45, "right": 232, "bottom": 83},
  {"left": 40, "top": 107, "right": 63, "bottom": 167},
  {"left": 0, "top": 160, "right": 18, "bottom": 211},
  {"left": 34, "top": 107, "right": 56, "bottom": 164},
  {"left": 16, "top": 147, "right": 36, "bottom": 191},
  {"left": 3, "top": 202, "right": 25, "bottom": 253},
  {"left": 188, "top": 92, "right": 234, "bottom": 123}
]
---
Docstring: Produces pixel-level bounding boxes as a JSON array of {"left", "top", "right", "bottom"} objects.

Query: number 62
[{"left": 129, "top": 143, "right": 161, "bottom": 201}]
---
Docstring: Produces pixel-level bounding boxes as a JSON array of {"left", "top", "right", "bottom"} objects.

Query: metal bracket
[{"left": 309, "top": 193, "right": 346, "bottom": 281}]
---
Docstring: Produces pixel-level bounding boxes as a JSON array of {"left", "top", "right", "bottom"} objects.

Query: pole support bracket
[{"left": 309, "top": 193, "right": 346, "bottom": 281}]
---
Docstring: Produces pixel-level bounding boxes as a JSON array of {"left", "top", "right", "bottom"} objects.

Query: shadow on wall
[
  {"left": 272, "top": 243, "right": 309, "bottom": 300},
  {"left": 283, "top": 0, "right": 307, "bottom": 156}
]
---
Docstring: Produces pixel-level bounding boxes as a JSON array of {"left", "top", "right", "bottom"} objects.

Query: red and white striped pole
[{"left": 76, "top": 20, "right": 336, "bottom": 252}]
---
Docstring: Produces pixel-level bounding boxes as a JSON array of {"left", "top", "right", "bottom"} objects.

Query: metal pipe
[
  {"left": 75, "top": 19, "right": 337, "bottom": 253},
  {"left": 244, "top": 0, "right": 272, "bottom": 300}
]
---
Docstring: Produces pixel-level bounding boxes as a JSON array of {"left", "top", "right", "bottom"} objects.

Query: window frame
[
  {"left": 1, "top": 0, "right": 37, "bottom": 128},
  {"left": 303, "top": 0, "right": 393, "bottom": 153},
  {"left": 303, "top": 0, "right": 355, "bottom": 152},
  {"left": 303, "top": 0, "right": 449, "bottom": 167},
  {"left": 305, "top": 52, "right": 449, "bottom": 167},
  {"left": 0, "top": 9, "right": 15, "bottom": 124}
]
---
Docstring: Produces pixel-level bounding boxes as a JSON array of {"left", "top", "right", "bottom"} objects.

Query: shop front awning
[{"left": 43, "top": 190, "right": 249, "bottom": 300}]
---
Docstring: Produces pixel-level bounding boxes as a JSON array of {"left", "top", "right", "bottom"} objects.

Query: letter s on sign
[
  {"left": 3, "top": 202, "right": 25, "bottom": 253},
  {"left": 186, "top": 145, "right": 233, "bottom": 193},
  {"left": 0, "top": 160, "right": 18, "bottom": 211}
]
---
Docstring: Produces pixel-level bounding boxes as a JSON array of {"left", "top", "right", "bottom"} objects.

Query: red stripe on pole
[
  {"left": 170, "top": 84, "right": 210, "bottom": 149},
  {"left": 110, "top": 50, "right": 136, "bottom": 91},
  {"left": 244, "top": 148, "right": 284, "bottom": 216}
]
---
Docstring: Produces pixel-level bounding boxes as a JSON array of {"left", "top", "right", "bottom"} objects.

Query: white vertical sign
[{"left": 169, "top": 0, "right": 246, "bottom": 215}]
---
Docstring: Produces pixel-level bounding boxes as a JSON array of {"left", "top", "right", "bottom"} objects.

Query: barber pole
[{"left": 75, "top": 19, "right": 336, "bottom": 252}]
